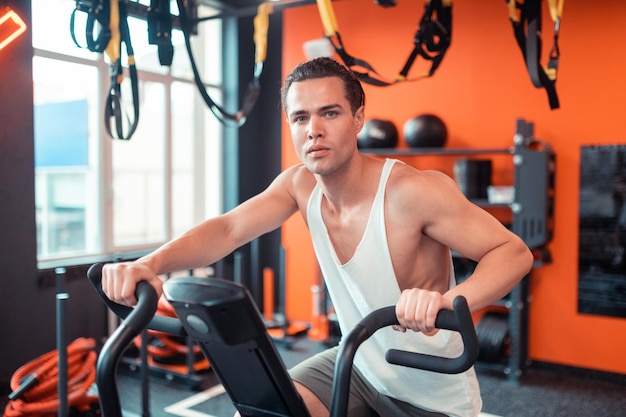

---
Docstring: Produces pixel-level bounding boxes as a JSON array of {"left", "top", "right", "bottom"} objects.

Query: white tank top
[{"left": 307, "top": 158, "right": 481, "bottom": 417}]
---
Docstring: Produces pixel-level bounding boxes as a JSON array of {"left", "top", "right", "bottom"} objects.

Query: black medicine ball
[
  {"left": 357, "top": 119, "right": 399, "bottom": 149},
  {"left": 403, "top": 114, "right": 448, "bottom": 148}
]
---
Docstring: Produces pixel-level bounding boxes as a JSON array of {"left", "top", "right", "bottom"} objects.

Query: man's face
[{"left": 285, "top": 77, "right": 364, "bottom": 176}]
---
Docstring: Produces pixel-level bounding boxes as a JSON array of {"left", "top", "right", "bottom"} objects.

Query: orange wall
[{"left": 280, "top": 0, "right": 626, "bottom": 375}]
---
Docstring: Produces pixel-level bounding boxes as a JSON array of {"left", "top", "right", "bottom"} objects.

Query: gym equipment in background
[
  {"left": 4, "top": 338, "right": 99, "bottom": 417},
  {"left": 4, "top": 268, "right": 99, "bottom": 417},
  {"left": 87, "top": 263, "right": 479, "bottom": 417},
  {"left": 69, "top": 0, "right": 273, "bottom": 132},
  {"left": 263, "top": 265, "right": 311, "bottom": 346},
  {"left": 453, "top": 158, "right": 492, "bottom": 200},
  {"left": 131, "top": 295, "right": 210, "bottom": 370},
  {"left": 357, "top": 118, "right": 399, "bottom": 149},
  {"left": 315, "top": 0, "right": 452, "bottom": 86},
  {"left": 506, "top": 0, "right": 562, "bottom": 110},
  {"left": 476, "top": 311, "right": 510, "bottom": 364},
  {"left": 403, "top": 113, "right": 448, "bottom": 148}
]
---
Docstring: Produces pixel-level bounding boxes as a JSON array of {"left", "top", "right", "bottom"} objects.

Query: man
[{"left": 102, "top": 57, "right": 533, "bottom": 417}]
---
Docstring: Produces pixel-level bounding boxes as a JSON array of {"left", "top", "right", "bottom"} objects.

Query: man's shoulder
[
  {"left": 280, "top": 163, "right": 313, "bottom": 182},
  {"left": 276, "top": 164, "right": 317, "bottom": 199},
  {"left": 386, "top": 162, "right": 458, "bottom": 203}
]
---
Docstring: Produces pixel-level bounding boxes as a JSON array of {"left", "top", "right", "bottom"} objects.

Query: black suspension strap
[
  {"left": 104, "top": 0, "right": 140, "bottom": 140},
  {"left": 175, "top": 0, "right": 271, "bottom": 126},
  {"left": 316, "top": 0, "right": 452, "bottom": 87},
  {"left": 506, "top": 0, "right": 563, "bottom": 110},
  {"left": 71, "top": 0, "right": 140, "bottom": 139},
  {"left": 147, "top": 0, "right": 174, "bottom": 66},
  {"left": 398, "top": 0, "right": 452, "bottom": 82},
  {"left": 70, "top": 0, "right": 111, "bottom": 53}
]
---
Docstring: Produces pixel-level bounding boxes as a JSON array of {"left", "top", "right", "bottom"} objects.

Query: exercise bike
[{"left": 87, "top": 263, "right": 479, "bottom": 417}]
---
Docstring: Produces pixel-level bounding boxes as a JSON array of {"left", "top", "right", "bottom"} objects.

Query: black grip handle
[
  {"left": 347, "top": 296, "right": 478, "bottom": 374},
  {"left": 385, "top": 296, "right": 479, "bottom": 374},
  {"left": 86, "top": 263, "right": 185, "bottom": 336}
]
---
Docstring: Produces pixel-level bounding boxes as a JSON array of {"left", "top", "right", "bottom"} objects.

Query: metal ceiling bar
[
  {"left": 125, "top": 0, "right": 317, "bottom": 31},
  {"left": 195, "top": 0, "right": 317, "bottom": 22}
]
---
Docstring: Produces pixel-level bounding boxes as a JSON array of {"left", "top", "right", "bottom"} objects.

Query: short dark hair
[{"left": 281, "top": 57, "right": 365, "bottom": 115}]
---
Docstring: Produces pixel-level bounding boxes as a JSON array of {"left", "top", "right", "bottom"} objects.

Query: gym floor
[{"left": 109, "top": 339, "right": 625, "bottom": 417}]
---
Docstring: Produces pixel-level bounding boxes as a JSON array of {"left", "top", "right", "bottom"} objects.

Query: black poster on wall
[{"left": 578, "top": 145, "right": 626, "bottom": 318}]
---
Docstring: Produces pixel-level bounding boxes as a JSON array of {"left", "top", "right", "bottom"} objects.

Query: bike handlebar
[
  {"left": 329, "top": 296, "right": 479, "bottom": 417},
  {"left": 87, "top": 263, "right": 185, "bottom": 336}
]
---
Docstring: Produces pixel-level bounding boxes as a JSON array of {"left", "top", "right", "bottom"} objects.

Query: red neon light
[{"left": 0, "top": 8, "right": 27, "bottom": 51}]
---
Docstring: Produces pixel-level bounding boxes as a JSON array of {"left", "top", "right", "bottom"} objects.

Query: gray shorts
[{"left": 288, "top": 346, "right": 447, "bottom": 417}]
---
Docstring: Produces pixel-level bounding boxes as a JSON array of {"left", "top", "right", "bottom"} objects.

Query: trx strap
[
  {"left": 104, "top": 0, "right": 140, "bottom": 140},
  {"left": 506, "top": 0, "right": 563, "bottom": 109},
  {"left": 70, "top": 0, "right": 111, "bottom": 53},
  {"left": 147, "top": 0, "right": 174, "bottom": 66},
  {"left": 175, "top": 0, "right": 271, "bottom": 126},
  {"left": 315, "top": 0, "right": 452, "bottom": 86},
  {"left": 71, "top": 0, "right": 140, "bottom": 139}
]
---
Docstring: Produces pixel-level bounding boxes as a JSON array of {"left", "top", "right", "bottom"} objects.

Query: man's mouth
[{"left": 308, "top": 145, "right": 328, "bottom": 154}]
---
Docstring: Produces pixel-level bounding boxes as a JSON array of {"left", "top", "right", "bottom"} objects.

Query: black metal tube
[
  {"left": 194, "top": 0, "right": 317, "bottom": 22},
  {"left": 55, "top": 267, "right": 69, "bottom": 417},
  {"left": 96, "top": 283, "right": 159, "bottom": 417},
  {"left": 140, "top": 329, "right": 150, "bottom": 417},
  {"left": 330, "top": 325, "right": 371, "bottom": 417}
]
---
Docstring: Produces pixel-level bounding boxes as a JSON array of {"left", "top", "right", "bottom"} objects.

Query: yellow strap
[
  {"left": 316, "top": 0, "right": 339, "bottom": 37},
  {"left": 547, "top": 0, "right": 564, "bottom": 22},
  {"left": 508, "top": 0, "right": 562, "bottom": 23},
  {"left": 105, "top": 0, "right": 120, "bottom": 63},
  {"left": 507, "top": 0, "right": 518, "bottom": 22},
  {"left": 253, "top": 2, "right": 272, "bottom": 64},
  {"left": 544, "top": 67, "right": 557, "bottom": 80}
]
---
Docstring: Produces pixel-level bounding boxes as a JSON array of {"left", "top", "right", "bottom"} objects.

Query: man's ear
[{"left": 355, "top": 106, "right": 365, "bottom": 133}]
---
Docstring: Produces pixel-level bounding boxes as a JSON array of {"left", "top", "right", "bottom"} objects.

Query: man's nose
[{"left": 307, "top": 117, "right": 323, "bottom": 139}]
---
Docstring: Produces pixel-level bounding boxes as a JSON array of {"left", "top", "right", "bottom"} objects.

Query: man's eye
[{"left": 326, "top": 111, "right": 337, "bottom": 117}]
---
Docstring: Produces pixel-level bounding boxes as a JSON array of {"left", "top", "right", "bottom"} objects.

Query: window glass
[
  {"left": 169, "top": 28, "right": 193, "bottom": 80},
  {"left": 33, "top": 57, "right": 100, "bottom": 259},
  {"left": 171, "top": 81, "right": 196, "bottom": 237},
  {"left": 112, "top": 81, "right": 166, "bottom": 247},
  {"left": 126, "top": 15, "right": 170, "bottom": 75},
  {"left": 171, "top": 5, "right": 221, "bottom": 85},
  {"left": 32, "top": 0, "right": 98, "bottom": 59},
  {"left": 203, "top": 92, "right": 224, "bottom": 219},
  {"left": 171, "top": 82, "right": 223, "bottom": 237}
]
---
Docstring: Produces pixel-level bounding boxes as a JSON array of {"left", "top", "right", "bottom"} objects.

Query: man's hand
[
  {"left": 101, "top": 262, "right": 163, "bottom": 307},
  {"left": 394, "top": 288, "right": 453, "bottom": 335}
]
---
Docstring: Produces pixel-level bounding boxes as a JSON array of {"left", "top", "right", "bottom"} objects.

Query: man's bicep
[
  {"left": 225, "top": 185, "right": 298, "bottom": 245},
  {"left": 420, "top": 180, "right": 509, "bottom": 261},
  {"left": 445, "top": 203, "right": 513, "bottom": 261}
]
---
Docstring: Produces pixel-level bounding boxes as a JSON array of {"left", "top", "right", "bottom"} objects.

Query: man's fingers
[{"left": 396, "top": 288, "right": 444, "bottom": 334}]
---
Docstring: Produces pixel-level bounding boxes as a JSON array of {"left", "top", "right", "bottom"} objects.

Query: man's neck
[{"left": 317, "top": 155, "right": 381, "bottom": 210}]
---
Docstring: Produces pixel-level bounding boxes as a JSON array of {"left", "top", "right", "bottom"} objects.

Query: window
[{"left": 33, "top": 0, "right": 223, "bottom": 265}]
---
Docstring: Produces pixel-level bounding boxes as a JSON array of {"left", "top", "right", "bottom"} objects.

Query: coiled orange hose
[{"left": 4, "top": 337, "right": 98, "bottom": 417}]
